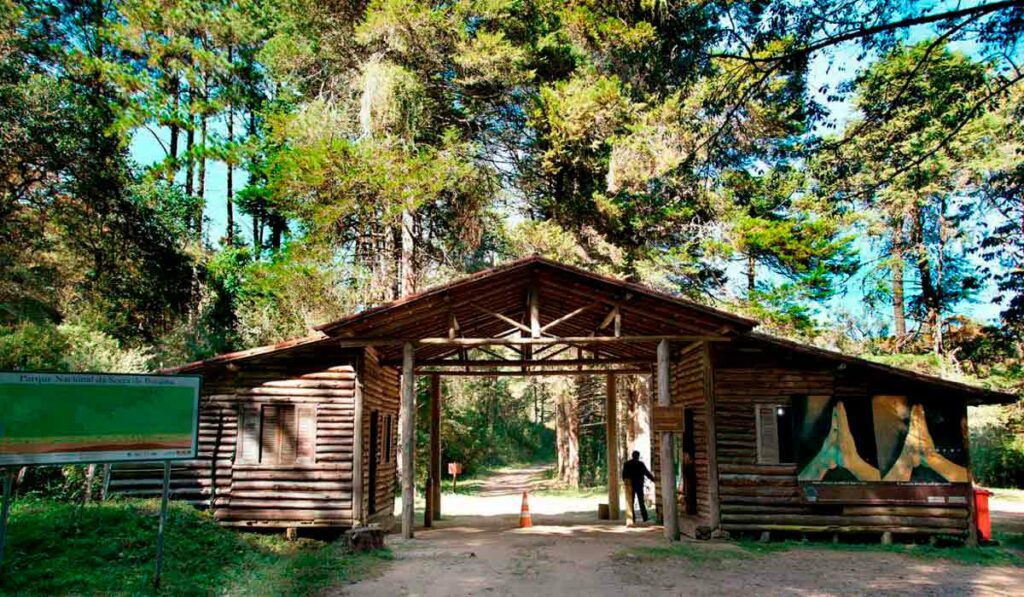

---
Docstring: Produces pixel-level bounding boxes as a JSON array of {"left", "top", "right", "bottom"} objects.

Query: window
[
  {"left": 756, "top": 404, "right": 794, "bottom": 464},
  {"left": 237, "top": 403, "right": 316, "bottom": 465},
  {"left": 384, "top": 414, "right": 393, "bottom": 462}
]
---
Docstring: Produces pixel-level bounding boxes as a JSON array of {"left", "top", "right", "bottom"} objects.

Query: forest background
[{"left": 1, "top": 0, "right": 1023, "bottom": 491}]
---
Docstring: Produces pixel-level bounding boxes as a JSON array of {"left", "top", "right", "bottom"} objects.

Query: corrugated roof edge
[{"left": 744, "top": 332, "right": 1019, "bottom": 405}]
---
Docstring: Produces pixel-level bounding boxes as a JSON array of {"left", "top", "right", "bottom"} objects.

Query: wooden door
[
  {"left": 369, "top": 410, "right": 379, "bottom": 515},
  {"left": 683, "top": 407, "right": 698, "bottom": 516}
]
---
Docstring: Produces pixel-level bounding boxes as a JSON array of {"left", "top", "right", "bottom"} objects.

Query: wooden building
[{"left": 113, "top": 257, "right": 1015, "bottom": 542}]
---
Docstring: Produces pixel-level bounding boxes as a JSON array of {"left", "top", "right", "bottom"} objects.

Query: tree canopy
[{"left": 2, "top": 0, "right": 1024, "bottom": 393}]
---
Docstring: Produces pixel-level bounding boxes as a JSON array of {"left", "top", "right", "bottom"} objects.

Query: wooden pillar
[
  {"left": 657, "top": 339, "right": 679, "bottom": 541},
  {"left": 400, "top": 342, "right": 416, "bottom": 539},
  {"left": 963, "top": 404, "right": 979, "bottom": 546},
  {"left": 429, "top": 374, "right": 442, "bottom": 522},
  {"left": 352, "top": 354, "right": 364, "bottom": 526},
  {"left": 702, "top": 341, "right": 721, "bottom": 532},
  {"left": 606, "top": 373, "right": 620, "bottom": 520}
]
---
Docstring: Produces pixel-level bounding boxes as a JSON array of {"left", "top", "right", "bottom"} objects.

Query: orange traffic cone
[{"left": 519, "top": 491, "right": 533, "bottom": 528}]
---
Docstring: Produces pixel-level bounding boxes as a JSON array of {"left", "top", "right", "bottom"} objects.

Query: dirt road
[{"left": 338, "top": 467, "right": 1024, "bottom": 596}]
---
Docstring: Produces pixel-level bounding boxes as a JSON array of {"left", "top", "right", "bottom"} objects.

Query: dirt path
[
  {"left": 338, "top": 467, "right": 1024, "bottom": 596},
  {"left": 476, "top": 464, "right": 552, "bottom": 497}
]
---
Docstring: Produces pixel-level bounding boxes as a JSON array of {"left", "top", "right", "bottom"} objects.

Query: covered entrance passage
[{"left": 312, "top": 257, "right": 755, "bottom": 540}]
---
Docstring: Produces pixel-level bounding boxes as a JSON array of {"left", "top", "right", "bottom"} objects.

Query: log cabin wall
[
  {"left": 358, "top": 347, "right": 400, "bottom": 529},
  {"left": 652, "top": 343, "right": 712, "bottom": 535},
  {"left": 710, "top": 342, "right": 971, "bottom": 538},
  {"left": 110, "top": 352, "right": 364, "bottom": 529}
]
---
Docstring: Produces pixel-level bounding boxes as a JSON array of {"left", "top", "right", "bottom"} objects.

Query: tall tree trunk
[
  {"left": 400, "top": 204, "right": 415, "bottom": 297},
  {"left": 248, "top": 108, "right": 261, "bottom": 254},
  {"left": 185, "top": 87, "right": 195, "bottom": 200},
  {"left": 911, "top": 209, "right": 942, "bottom": 357},
  {"left": 746, "top": 253, "right": 756, "bottom": 298},
  {"left": 556, "top": 386, "right": 580, "bottom": 488},
  {"left": 225, "top": 45, "right": 235, "bottom": 246},
  {"left": 197, "top": 112, "right": 207, "bottom": 242},
  {"left": 168, "top": 77, "right": 180, "bottom": 181},
  {"left": 891, "top": 223, "right": 906, "bottom": 345}
]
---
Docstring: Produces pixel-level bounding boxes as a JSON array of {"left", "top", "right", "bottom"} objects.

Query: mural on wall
[{"left": 794, "top": 395, "right": 968, "bottom": 484}]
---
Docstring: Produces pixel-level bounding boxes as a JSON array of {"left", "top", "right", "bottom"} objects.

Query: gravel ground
[{"left": 336, "top": 468, "right": 1024, "bottom": 597}]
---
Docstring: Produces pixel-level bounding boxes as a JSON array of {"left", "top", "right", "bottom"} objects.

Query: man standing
[{"left": 622, "top": 450, "right": 655, "bottom": 523}]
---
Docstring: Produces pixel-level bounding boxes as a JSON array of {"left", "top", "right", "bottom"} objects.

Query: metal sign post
[
  {"left": 153, "top": 460, "right": 171, "bottom": 589},
  {"left": 0, "top": 468, "right": 12, "bottom": 574}
]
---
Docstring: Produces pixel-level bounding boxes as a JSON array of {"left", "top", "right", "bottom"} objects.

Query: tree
[{"left": 817, "top": 42, "right": 996, "bottom": 355}]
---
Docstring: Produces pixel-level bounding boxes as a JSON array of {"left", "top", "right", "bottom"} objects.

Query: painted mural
[{"left": 794, "top": 395, "right": 968, "bottom": 484}]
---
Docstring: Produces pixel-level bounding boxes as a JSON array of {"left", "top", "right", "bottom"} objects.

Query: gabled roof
[{"left": 314, "top": 256, "right": 756, "bottom": 363}]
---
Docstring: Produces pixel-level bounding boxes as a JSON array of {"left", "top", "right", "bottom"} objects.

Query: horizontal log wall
[
  {"left": 712, "top": 358, "right": 969, "bottom": 537},
  {"left": 652, "top": 343, "right": 710, "bottom": 531},
  {"left": 360, "top": 347, "right": 400, "bottom": 528},
  {"left": 111, "top": 361, "right": 361, "bottom": 528}
]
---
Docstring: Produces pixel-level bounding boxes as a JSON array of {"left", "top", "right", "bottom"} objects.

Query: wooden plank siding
[
  {"left": 652, "top": 343, "right": 712, "bottom": 536},
  {"left": 359, "top": 347, "right": 400, "bottom": 529},
  {"left": 110, "top": 360, "right": 367, "bottom": 529},
  {"left": 710, "top": 345, "right": 970, "bottom": 538}
]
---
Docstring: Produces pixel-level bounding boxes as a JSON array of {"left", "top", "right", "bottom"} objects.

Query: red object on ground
[
  {"left": 519, "top": 491, "right": 533, "bottom": 528},
  {"left": 974, "top": 487, "right": 993, "bottom": 542}
]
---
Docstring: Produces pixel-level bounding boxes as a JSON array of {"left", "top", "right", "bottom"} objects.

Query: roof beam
[
  {"left": 339, "top": 335, "right": 728, "bottom": 348},
  {"left": 470, "top": 303, "right": 532, "bottom": 335},
  {"left": 416, "top": 368, "right": 651, "bottom": 377},
  {"left": 394, "top": 357, "right": 653, "bottom": 367},
  {"left": 540, "top": 301, "right": 601, "bottom": 334}
]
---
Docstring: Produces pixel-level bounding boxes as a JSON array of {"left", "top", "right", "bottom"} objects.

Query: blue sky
[{"left": 129, "top": 22, "right": 1007, "bottom": 327}]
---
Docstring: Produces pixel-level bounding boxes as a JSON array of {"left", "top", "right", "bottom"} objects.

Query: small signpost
[
  {"left": 652, "top": 405, "right": 685, "bottom": 433},
  {"left": 0, "top": 372, "right": 200, "bottom": 587},
  {"left": 448, "top": 462, "right": 462, "bottom": 492}
]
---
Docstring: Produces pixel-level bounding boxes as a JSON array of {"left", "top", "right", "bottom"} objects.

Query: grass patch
[
  {"left": 0, "top": 498, "right": 390, "bottom": 596},
  {"left": 622, "top": 535, "right": 1024, "bottom": 568},
  {"left": 624, "top": 541, "right": 769, "bottom": 564},
  {"left": 531, "top": 484, "right": 605, "bottom": 499}
]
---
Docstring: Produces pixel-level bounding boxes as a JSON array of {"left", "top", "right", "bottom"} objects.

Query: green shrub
[
  {"left": 971, "top": 422, "right": 1024, "bottom": 488},
  {"left": 0, "top": 498, "right": 388, "bottom": 595},
  {"left": 0, "top": 322, "right": 68, "bottom": 370},
  {"left": 0, "top": 321, "right": 151, "bottom": 373}
]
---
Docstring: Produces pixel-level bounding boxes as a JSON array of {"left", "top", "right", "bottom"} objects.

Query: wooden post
[
  {"left": 400, "top": 342, "right": 416, "bottom": 539},
  {"left": 153, "top": 460, "right": 171, "bottom": 588},
  {"left": 0, "top": 468, "right": 12, "bottom": 573},
  {"left": 606, "top": 373, "right": 620, "bottom": 520},
  {"left": 702, "top": 342, "right": 721, "bottom": 532},
  {"left": 657, "top": 339, "right": 679, "bottom": 541},
  {"left": 430, "top": 374, "right": 441, "bottom": 521},
  {"left": 84, "top": 463, "right": 96, "bottom": 504},
  {"left": 101, "top": 464, "right": 112, "bottom": 501},
  {"left": 352, "top": 354, "right": 365, "bottom": 526},
  {"left": 962, "top": 405, "right": 979, "bottom": 547}
]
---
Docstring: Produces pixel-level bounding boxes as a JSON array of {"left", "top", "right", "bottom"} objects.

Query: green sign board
[{"left": 0, "top": 372, "right": 200, "bottom": 466}]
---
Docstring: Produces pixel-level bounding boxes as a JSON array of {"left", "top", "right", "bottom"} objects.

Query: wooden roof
[
  {"left": 163, "top": 256, "right": 1020, "bottom": 404},
  {"left": 313, "top": 256, "right": 755, "bottom": 362},
  {"left": 738, "top": 333, "right": 1018, "bottom": 405}
]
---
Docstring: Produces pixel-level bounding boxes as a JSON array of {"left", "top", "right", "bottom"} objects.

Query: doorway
[
  {"left": 369, "top": 410, "right": 379, "bottom": 515},
  {"left": 682, "top": 407, "right": 697, "bottom": 516}
]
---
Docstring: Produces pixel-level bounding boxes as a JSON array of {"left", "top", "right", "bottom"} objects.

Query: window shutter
[
  {"left": 237, "top": 405, "right": 260, "bottom": 464},
  {"left": 756, "top": 405, "right": 780, "bottom": 464},
  {"left": 296, "top": 406, "right": 316, "bottom": 464},
  {"left": 279, "top": 406, "right": 298, "bottom": 464},
  {"left": 261, "top": 405, "right": 280, "bottom": 464}
]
